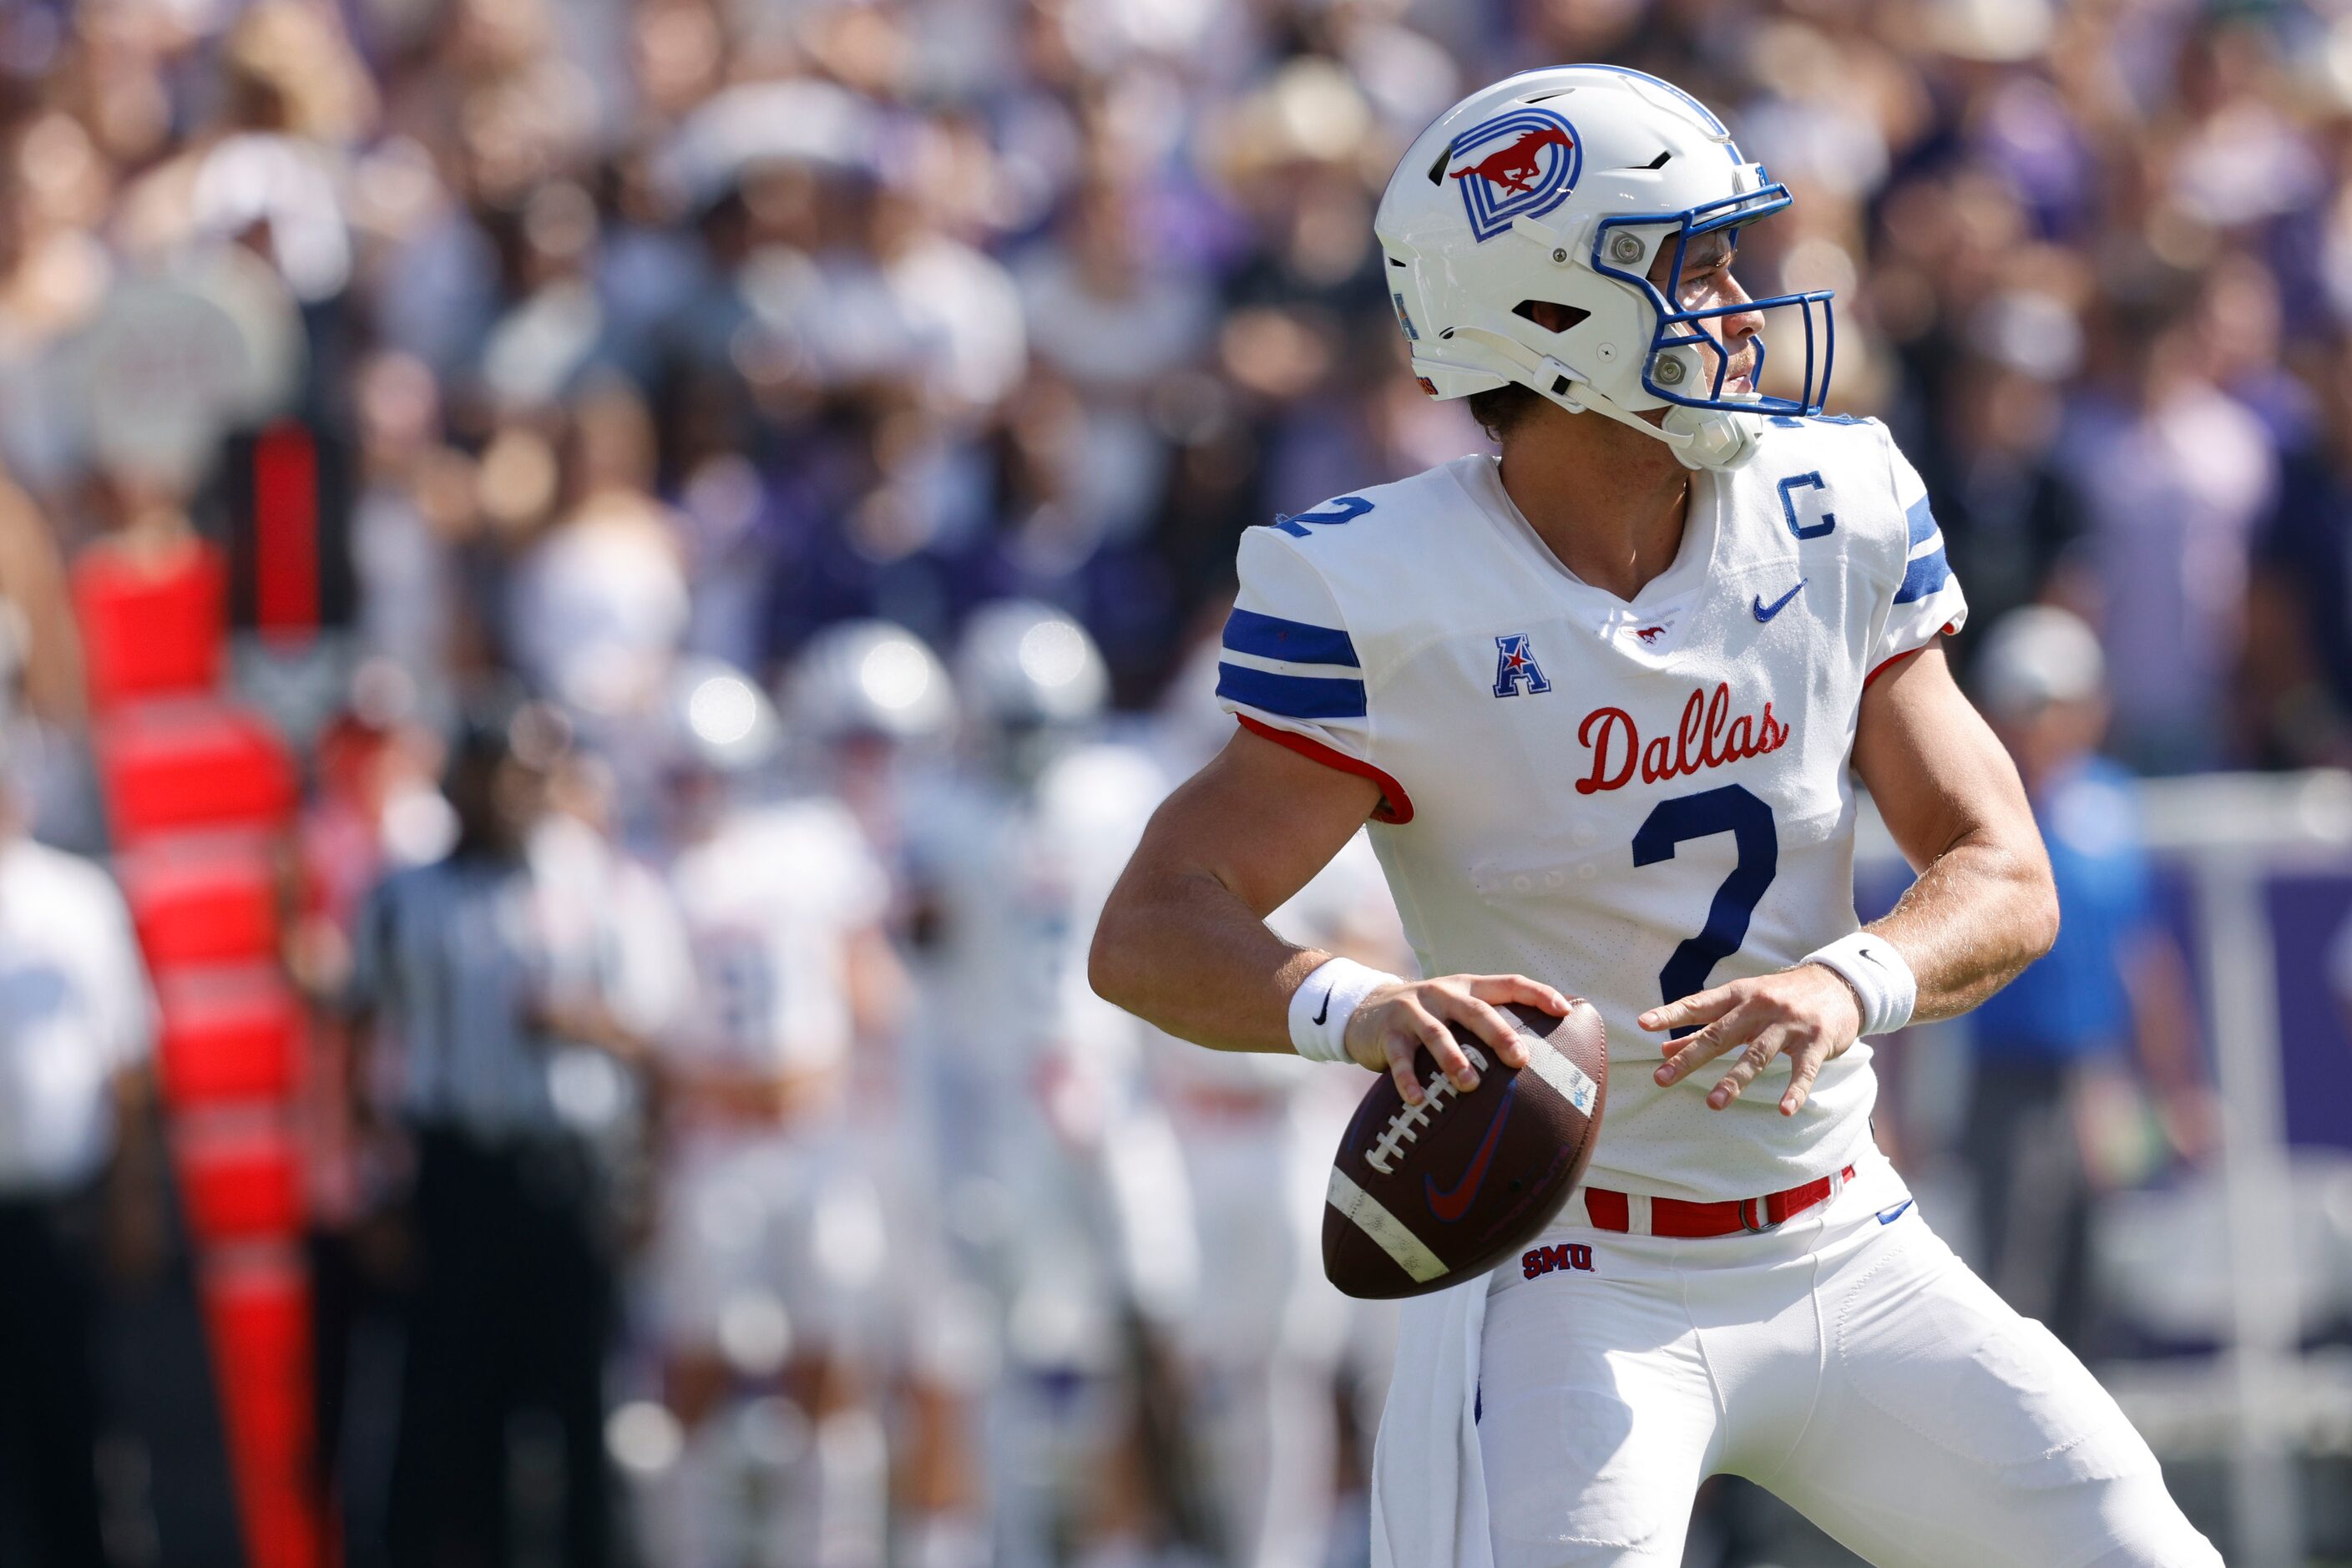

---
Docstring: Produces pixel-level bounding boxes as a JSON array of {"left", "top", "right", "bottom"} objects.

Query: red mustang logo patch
[
  {"left": 1450, "top": 126, "right": 1575, "bottom": 195},
  {"left": 1444, "top": 107, "right": 1584, "bottom": 242}
]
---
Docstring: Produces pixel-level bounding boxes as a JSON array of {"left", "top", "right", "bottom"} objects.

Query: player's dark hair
[{"left": 1468, "top": 382, "right": 1543, "bottom": 442}]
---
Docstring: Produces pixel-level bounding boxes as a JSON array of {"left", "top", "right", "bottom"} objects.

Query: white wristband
[
  {"left": 1800, "top": 933, "right": 1916, "bottom": 1039},
  {"left": 1288, "top": 957, "right": 1399, "bottom": 1064}
]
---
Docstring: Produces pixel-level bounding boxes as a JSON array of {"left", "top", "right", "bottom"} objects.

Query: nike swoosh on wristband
[
  {"left": 1313, "top": 989, "right": 1333, "bottom": 1026},
  {"left": 1753, "top": 580, "right": 1807, "bottom": 622},
  {"left": 1425, "top": 1078, "right": 1518, "bottom": 1222}
]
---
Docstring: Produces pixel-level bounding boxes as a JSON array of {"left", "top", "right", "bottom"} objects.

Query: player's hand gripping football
[
  {"left": 1343, "top": 974, "right": 1574, "bottom": 1105},
  {"left": 1639, "top": 964, "right": 1865, "bottom": 1115}
]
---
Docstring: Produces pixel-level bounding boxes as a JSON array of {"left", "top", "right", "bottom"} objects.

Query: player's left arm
[{"left": 1641, "top": 644, "right": 2058, "bottom": 1114}]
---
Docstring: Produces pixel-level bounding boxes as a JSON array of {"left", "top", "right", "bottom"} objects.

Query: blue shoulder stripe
[
  {"left": 1904, "top": 493, "right": 1938, "bottom": 549},
  {"left": 1895, "top": 544, "right": 1950, "bottom": 604},
  {"left": 1222, "top": 608, "right": 1359, "bottom": 668},
  {"left": 1216, "top": 661, "right": 1368, "bottom": 721}
]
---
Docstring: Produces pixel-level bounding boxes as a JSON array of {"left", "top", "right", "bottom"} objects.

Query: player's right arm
[{"left": 1090, "top": 721, "right": 1566, "bottom": 1105}]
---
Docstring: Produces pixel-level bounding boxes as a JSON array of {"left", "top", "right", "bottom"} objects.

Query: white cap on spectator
[
  {"left": 191, "top": 133, "right": 352, "bottom": 301},
  {"left": 660, "top": 80, "right": 882, "bottom": 210},
  {"left": 1968, "top": 288, "right": 2083, "bottom": 382},
  {"left": 1974, "top": 605, "right": 2105, "bottom": 719}
]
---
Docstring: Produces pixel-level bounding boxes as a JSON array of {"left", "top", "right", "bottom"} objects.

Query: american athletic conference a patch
[{"left": 1447, "top": 107, "right": 1582, "bottom": 242}]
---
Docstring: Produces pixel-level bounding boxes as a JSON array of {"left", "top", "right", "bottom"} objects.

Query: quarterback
[{"left": 1090, "top": 66, "right": 2221, "bottom": 1567}]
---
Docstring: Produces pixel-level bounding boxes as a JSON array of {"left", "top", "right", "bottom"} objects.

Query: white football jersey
[
  {"left": 665, "top": 799, "right": 888, "bottom": 1078},
  {"left": 915, "top": 741, "right": 1170, "bottom": 1066},
  {"left": 1218, "top": 419, "right": 1966, "bottom": 1202}
]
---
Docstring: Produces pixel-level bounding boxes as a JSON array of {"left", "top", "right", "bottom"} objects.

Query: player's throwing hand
[
  {"left": 1343, "top": 974, "right": 1570, "bottom": 1105},
  {"left": 1641, "top": 963, "right": 1867, "bottom": 1116}
]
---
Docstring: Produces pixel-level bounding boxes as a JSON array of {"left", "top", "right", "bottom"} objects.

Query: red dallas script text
[{"left": 1576, "top": 683, "right": 1789, "bottom": 796}]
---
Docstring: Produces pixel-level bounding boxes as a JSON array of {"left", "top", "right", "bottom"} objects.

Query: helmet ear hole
[{"left": 1512, "top": 301, "right": 1591, "bottom": 334}]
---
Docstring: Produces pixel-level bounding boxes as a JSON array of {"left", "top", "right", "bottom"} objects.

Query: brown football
[{"left": 1322, "top": 999, "right": 1607, "bottom": 1300}]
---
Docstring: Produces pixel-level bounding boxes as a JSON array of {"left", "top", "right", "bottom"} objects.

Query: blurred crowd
[
  {"left": 3, "top": 0, "right": 2346, "bottom": 1561},
  {"left": 9, "top": 0, "right": 2352, "bottom": 766}
]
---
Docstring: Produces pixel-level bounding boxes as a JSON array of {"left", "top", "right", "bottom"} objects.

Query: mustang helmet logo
[
  {"left": 1447, "top": 107, "right": 1582, "bottom": 242},
  {"left": 1451, "top": 127, "right": 1572, "bottom": 195}
]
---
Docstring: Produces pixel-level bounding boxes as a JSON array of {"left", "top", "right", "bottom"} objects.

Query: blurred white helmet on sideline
[
  {"left": 784, "top": 620, "right": 957, "bottom": 746},
  {"left": 667, "top": 657, "right": 781, "bottom": 777},
  {"left": 953, "top": 600, "right": 1110, "bottom": 733}
]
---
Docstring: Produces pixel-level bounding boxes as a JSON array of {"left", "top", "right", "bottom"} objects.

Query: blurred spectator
[
  {"left": 2246, "top": 341, "right": 2352, "bottom": 769},
  {"left": 1905, "top": 288, "right": 2086, "bottom": 655},
  {"left": 2056, "top": 273, "right": 2277, "bottom": 773},
  {"left": 0, "top": 464, "right": 91, "bottom": 846},
  {"left": 1968, "top": 607, "right": 2218, "bottom": 1351},
  {"left": 346, "top": 700, "right": 688, "bottom": 1568},
  {"left": 0, "top": 759, "right": 159, "bottom": 1568}
]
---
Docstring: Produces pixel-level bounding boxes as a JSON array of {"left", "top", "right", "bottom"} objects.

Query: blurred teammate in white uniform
[
  {"left": 1095, "top": 67, "right": 2218, "bottom": 1568},
  {"left": 785, "top": 620, "right": 960, "bottom": 878},
  {"left": 652, "top": 661, "right": 899, "bottom": 1568},
  {"left": 917, "top": 603, "right": 1198, "bottom": 1567},
  {"left": 1151, "top": 636, "right": 1409, "bottom": 1568},
  {"left": 783, "top": 621, "right": 994, "bottom": 1568}
]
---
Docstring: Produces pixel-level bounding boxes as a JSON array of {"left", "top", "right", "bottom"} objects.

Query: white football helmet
[
  {"left": 1378, "top": 65, "right": 1833, "bottom": 471},
  {"left": 786, "top": 620, "right": 957, "bottom": 745},
  {"left": 954, "top": 601, "right": 1109, "bottom": 731},
  {"left": 667, "top": 657, "right": 782, "bottom": 776}
]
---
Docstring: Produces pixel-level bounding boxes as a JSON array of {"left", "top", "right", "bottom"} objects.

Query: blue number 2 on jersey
[
  {"left": 1271, "top": 496, "right": 1373, "bottom": 538},
  {"left": 1631, "top": 785, "right": 1778, "bottom": 1038}
]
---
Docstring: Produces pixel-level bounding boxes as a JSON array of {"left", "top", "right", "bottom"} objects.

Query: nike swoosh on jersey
[
  {"left": 1313, "top": 989, "right": 1333, "bottom": 1026},
  {"left": 1425, "top": 1076, "right": 1518, "bottom": 1222},
  {"left": 1877, "top": 1198, "right": 1914, "bottom": 1225},
  {"left": 1753, "top": 580, "right": 1807, "bottom": 622}
]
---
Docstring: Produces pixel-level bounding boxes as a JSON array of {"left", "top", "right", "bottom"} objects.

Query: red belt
[
  {"left": 1583, "top": 1165, "right": 1856, "bottom": 1238},
  {"left": 1170, "top": 1083, "right": 1288, "bottom": 1122}
]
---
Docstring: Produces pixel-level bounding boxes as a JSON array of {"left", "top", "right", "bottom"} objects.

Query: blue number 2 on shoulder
[{"left": 1271, "top": 496, "right": 1374, "bottom": 539}]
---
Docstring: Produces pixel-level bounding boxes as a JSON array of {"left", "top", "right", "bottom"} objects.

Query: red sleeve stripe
[
  {"left": 1235, "top": 716, "right": 1414, "bottom": 825},
  {"left": 1864, "top": 622, "right": 1957, "bottom": 688}
]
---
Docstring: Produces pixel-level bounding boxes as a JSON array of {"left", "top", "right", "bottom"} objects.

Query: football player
[
  {"left": 918, "top": 602, "right": 1202, "bottom": 1566},
  {"left": 781, "top": 621, "right": 993, "bottom": 1568},
  {"left": 1152, "top": 631, "right": 1410, "bottom": 1568},
  {"left": 650, "top": 660, "right": 899, "bottom": 1568},
  {"left": 1090, "top": 68, "right": 2220, "bottom": 1567}
]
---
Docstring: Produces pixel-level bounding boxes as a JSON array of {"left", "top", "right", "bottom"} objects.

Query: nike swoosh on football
[
  {"left": 1753, "top": 579, "right": 1807, "bottom": 622},
  {"left": 1313, "top": 989, "right": 1333, "bottom": 1026},
  {"left": 1425, "top": 1077, "right": 1519, "bottom": 1222}
]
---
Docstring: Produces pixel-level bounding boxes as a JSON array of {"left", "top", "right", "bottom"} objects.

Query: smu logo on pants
[{"left": 1522, "top": 1242, "right": 1595, "bottom": 1279}]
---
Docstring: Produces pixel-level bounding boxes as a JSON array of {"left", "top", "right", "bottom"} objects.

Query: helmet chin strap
[{"left": 1437, "top": 326, "right": 1767, "bottom": 473}]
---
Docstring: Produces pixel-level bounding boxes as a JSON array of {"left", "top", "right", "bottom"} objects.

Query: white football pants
[
  {"left": 1476, "top": 1152, "right": 2223, "bottom": 1567},
  {"left": 1175, "top": 1106, "right": 1356, "bottom": 1568}
]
